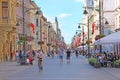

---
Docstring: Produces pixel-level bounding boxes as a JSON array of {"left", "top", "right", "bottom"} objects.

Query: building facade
[{"left": 0, "top": 0, "right": 18, "bottom": 61}]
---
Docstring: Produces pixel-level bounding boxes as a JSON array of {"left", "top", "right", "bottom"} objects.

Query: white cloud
[
  {"left": 75, "top": 0, "right": 84, "bottom": 3},
  {"left": 57, "top": 13, "right": 72, "bottom": 18},
  {"left": 43, "top": 14, "right": 55, "bottom": 23}
]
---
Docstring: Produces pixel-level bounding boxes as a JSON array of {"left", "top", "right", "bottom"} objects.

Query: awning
[{"left": 95, "top": 31, "right": 120, "bottom": 45}]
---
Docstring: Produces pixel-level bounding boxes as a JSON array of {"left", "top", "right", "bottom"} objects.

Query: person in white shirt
[{"left": 37, "top": 50, "right": 44, "bottom": 59}]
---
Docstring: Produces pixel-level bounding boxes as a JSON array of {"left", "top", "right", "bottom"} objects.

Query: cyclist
[{"left": 37, "top": 50, "right": 44, "bottom": 72}]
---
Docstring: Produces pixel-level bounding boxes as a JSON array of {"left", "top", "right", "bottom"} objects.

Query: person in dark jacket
[{"left": 66, "top": 49, "right": 71, "bottom": 64}]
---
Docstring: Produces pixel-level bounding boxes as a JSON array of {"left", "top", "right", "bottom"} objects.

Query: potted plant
[
  {"left": 86, "top": 40, "right": 92, "bottom": 44},
  {"left": 88, "top": 57, "right": 101, "bottom": 68},
  {"left": 95, "top": 34, "right": 105, "bottom": 40},
  {"left": 93, "top": 58, "right": 101, "bottom": 68},
  {"left": 88, "top": 57, "right": 95, "bottom": 66},
  {"left": 113, "top": 59, "right": 120, "bottom": 68},
  {"left": 47, "top": 43, "right": 51, "bottom": 46},
  {"left": 38, "top": 41, "right": 44, "bottom": 45},
  {"left": 20, "top": 35, "right": 26, "bottom": 43}
]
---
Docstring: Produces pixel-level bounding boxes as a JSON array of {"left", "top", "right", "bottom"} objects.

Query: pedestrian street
[{"left": 1, "top": 54, "right": 120, "bottom": 80}]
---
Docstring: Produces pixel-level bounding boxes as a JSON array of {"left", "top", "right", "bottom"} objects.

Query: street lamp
[
  {"left": 83, "top": 8, "right": 91, "bottom": 58},
  {"left": 99, "top": 0, "right": 109, "bottom": 52},
  {"left": 22, "top": 0, "right": 41, "bottom": 53},
  {"left": 77, "top": 24, "right": 85, "bottom": 54}
]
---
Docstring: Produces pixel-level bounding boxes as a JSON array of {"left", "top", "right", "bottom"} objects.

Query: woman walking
[{"left": 58, "top": 47, "right": 64, "bottom": 64}]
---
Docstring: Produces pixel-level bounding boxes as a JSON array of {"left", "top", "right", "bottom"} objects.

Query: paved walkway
[{"left": 0, "top": 54, "right": 120, "bottom": 80}]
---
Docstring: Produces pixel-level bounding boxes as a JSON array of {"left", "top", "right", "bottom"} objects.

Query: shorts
[{"left": 66, "top": 56, "right": 70, "bottom": 60}]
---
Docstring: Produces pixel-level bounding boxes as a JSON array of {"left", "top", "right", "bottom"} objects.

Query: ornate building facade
[{"left": 0, "top": 0, "right": 17, "bottom": 61}]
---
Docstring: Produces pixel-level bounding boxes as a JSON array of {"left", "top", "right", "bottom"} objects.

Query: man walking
[{"left": 66, "top": 48, "right": 71, "bottom": 64}]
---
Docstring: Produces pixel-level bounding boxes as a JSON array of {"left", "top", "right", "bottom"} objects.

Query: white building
[
  {"left": 114, "top": 0, "right": 120, "bottom": 31},
  {"left": 102, "top": 0, "right": 115, "bottom": 35}
]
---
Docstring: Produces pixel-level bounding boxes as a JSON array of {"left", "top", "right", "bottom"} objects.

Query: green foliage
[
  {"left": 20, "top": 35, "right": 26, "bottom": 43},
  {"left": 95, "top": 34, "right": 105, "bottom": 40},
  {"left": 113, "top": 59, "right": 120, "bottom": 66},
  {"left": 88, "top": 57, "right": 95, "bottom": 64},
  {"left": 88, "top": 57, "right": 101, "bottom": 68},
  {"left": 96, "top": 34, "right": 105, "bottom": 38},
  {"left": 17, "top": 41, "right": 21, "bottom": 45}
]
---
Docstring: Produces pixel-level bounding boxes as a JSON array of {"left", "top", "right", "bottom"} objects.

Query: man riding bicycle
[{"left": 37, "top": 50, "right": 44, "bottom": 72}]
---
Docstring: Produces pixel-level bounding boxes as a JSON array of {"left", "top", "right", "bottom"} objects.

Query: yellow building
[{"left": 0, "top": 0, "right": 18, "bottom": 62}]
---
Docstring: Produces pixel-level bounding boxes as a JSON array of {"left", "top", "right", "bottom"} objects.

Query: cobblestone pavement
[{"left": 0, "top": 54, "right": 120, "bottom": 80}]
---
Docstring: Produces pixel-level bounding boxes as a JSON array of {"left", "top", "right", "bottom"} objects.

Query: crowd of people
[
  {"left": 15, "top": 47, "right": 81, "bottom": 66},
  {"left": 93, "top": 51, "right": 120, "bottom": 67},
  {"left": 14, "top": 47, "right": 120, "bottom": 70},
  {"left": 15, "top": 50, "right": 43, "bottom": 65}
]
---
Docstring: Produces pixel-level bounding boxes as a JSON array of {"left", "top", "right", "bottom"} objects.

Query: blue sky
[{"left": 33, "top": 0, "right": 84, "bottom": 44}]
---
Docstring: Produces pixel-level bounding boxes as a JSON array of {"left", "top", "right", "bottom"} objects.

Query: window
[
  {"left": 2, "top": 2, "right": 9, "bottom": 22},
  {"left": 36, "top": 18, "right": 38, "bottom": 26}
]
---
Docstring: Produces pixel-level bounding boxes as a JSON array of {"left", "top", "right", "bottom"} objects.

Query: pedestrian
[
  {"left": 15, "top": 51, "right": 19, "bottom": 65},
  {"left": 58, "top": 47, "right": 64, "bottom": 64},
  {"left": 47, "top": 50, "right": 50, "bottom": 57},
  {"left": 19, "top": 50, "right": 22, "bottom": 64},
  {"left": 50, "top": 50, "right": 54, "bottom": 58},
  {"left": 32, "top": 50, "right": 36, "bottom": 57},
  {"left": 66, "top": 48, "right": 71, "bottom": 64},
  {"left": 75, "top": 50, "right": 79, "bottom": 58},
  {"left": 10, "top": 51, "right": 13, "bottom": 61}
]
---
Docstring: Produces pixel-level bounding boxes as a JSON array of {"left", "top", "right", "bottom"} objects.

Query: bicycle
[{"left": 38, "top": 58, "right": 43, "bottom": 72}]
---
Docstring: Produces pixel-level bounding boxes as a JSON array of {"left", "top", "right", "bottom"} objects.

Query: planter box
[{"left": 94, "top": 63, "right": 101, "bottom": 68}]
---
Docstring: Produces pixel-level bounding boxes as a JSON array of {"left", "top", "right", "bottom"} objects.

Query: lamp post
[
  {"left": 97, "top": 0, "right": 108, "bottom": 52},
  {"left": 83, "top": 8, "right": 91, "bottom": 58},
  {"left": 22, "top": 0, "right": 25, "bottom": 53},
  {"left": 76, "top": 30, "right": 81, "bottom": 47},
  {"left": 22, "top": 0, "right": 41, "bottom": 53},
  {"left": 99, "top": 0, "right": 102, "bottom": 53},
  {"left": 77, "top": 24, "right": 85, "bottom": 54},
  {"left": 99, "top": 0, "right": 109, "bottom": 52}
]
